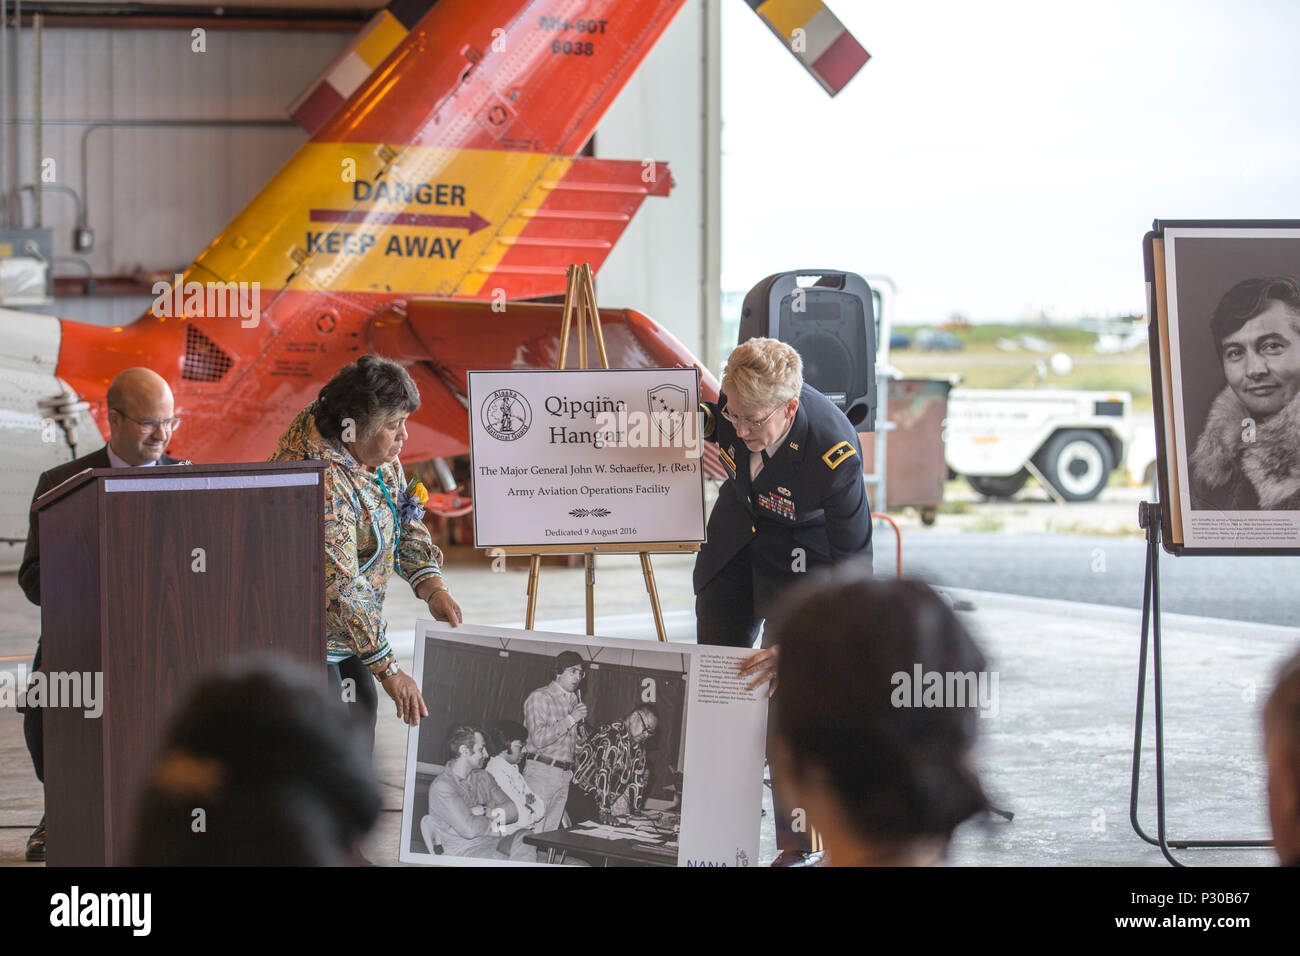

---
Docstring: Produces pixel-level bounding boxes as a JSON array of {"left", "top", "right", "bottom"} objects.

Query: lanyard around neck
[{"left": 375, "top": 470, "right": 400, "bottom": 554}]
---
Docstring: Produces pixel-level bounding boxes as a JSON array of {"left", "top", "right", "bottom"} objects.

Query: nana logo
[
  {"left": 481, "top": 389, "right": 532, "bottom": 441},
  {"left": 647, "top": 384, "right": 688, "bottom": 443}
]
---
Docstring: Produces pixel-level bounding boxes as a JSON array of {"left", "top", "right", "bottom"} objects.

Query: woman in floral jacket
[{"left": 271, "top": 355, "right": 462, "bottom": 745}]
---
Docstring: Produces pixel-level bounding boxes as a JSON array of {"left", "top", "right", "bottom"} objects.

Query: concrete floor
[{"left": 2, "top": 547, "right": 1294, "bottom": 867}]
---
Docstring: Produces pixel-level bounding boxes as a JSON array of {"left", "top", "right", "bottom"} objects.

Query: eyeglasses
[
  {"left": 721, "top": 405, "right": 783, "bottom": 430},
  {"left": 631, "top": 713, "right": 658, "bottom": 738},
  {"left": 112, "top": 409, "right": 182, "bottom": 433}
]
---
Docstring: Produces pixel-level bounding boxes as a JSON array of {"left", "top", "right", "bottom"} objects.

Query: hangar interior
[{"left": 0, "top": 0, "right": 1291, "bottom": 879}]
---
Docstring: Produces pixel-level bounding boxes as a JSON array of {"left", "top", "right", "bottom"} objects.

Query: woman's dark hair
[
  {"left": 1210, "top": 276, "right": 1300, "bottom": 356},
  {"left": 130, "top": 657, "right": 380, "bottom": 866},
  {"left": 314, "top": 354, "right": 420, "bottom": 442},
  {"left": 766, "top": 574, "right": 990, "bottom": 847}
]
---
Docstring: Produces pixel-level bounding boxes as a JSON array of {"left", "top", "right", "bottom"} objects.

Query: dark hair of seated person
[
  {"left": 485, "top": 720, "right": 529, "bottom": 758},
  {"left": 766, "top": 574, "right": 990, "bottom": 865},
  {"left": 131, "top": 657, "right": 380, "bottom": 866}
]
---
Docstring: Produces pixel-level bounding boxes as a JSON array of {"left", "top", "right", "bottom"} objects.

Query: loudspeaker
[{"left": 738, "top": 269, "right": 877, "bottom": 429}]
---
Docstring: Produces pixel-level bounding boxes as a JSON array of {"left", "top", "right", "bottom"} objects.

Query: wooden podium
[{"left": 34, "top": 461, "right": 328, "bottom": 866}]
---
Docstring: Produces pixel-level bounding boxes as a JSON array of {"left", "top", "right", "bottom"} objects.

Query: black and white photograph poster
[
  {"left": 398, "top": 621, "right": 767, "bottom": 867},
  {"left": 1163, "top": 226, "right": 1300, "bottom": 549}
]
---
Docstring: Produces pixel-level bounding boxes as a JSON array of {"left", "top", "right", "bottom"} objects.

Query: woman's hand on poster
[
  {"left": 738, "top": 645, "right": 778, "bottom": 697},
  {"left": 381, "top": 669, "right": 428, "bottom": 725}
]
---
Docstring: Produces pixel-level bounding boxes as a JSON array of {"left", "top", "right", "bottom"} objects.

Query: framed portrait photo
[{"left": 1147, "top": 221, "right": 1300, "bottom": 554}]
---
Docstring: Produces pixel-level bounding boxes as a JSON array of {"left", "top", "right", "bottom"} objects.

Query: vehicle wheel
[
  {"left": 966, "top": 471, "right": 1029, "bottom": 498},
  {"left": 920, "top": 507, "right": 937, "bottom": 526},
  {"left": 1037, "top": 430, "right": 1112, "bottom": 502}
]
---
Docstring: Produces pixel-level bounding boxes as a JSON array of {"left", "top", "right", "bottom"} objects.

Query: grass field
[{"left": 891, "top": 323, "right": 1153, "bottom": 413}]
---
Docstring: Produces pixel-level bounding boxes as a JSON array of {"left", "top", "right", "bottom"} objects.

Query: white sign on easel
[{"left": 468, "top": 367, "right": 706, "bottom": 549}]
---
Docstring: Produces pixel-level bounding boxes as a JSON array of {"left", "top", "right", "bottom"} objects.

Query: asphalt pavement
[{"left": 887, "top": 530, "right": 1300, "bottom": 629}]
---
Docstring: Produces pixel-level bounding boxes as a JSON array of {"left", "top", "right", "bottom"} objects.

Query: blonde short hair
[{"left": 722, "top": 338, "right": 803, "bottom": 408}]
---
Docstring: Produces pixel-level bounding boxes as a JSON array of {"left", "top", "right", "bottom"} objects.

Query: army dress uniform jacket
[{"left": 693, "top": 383, "right": 873, "bottom": 618}]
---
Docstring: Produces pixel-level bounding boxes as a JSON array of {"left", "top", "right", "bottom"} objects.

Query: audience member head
[
  {"left": 131, "top": 657, "right": 380, "bottom": 866},
  {"left": 105, "top": 367, "right": 178, "bottom": 466},
  {"left": 766, "top": 573, "right": 991, "bottom": 866},
  {"left": 313, "top": 354, "right": 420, "bottom": 467},
  {"left": 1265, "top": 649, "right": 1300, "bottom": 866},
  {"left": 486, "top": 720, "right": 529, "bottom": 764}
]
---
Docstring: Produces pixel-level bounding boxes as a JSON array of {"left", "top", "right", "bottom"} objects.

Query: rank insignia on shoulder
[{"left": 822, "top": 440, "right": 857, "bottom": 470}]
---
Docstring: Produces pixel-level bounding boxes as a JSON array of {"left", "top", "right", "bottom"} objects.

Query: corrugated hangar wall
[{"left": 2, "top": 25, "right": 342, "bottom": 280}]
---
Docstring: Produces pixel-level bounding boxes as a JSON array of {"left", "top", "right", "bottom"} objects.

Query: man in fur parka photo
[{"left": 1190, "top": 275, "right": 1300, "bottom": 511}]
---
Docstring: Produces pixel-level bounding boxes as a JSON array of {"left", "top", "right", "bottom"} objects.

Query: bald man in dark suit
[{"left": 17, "top": 368, "right": 190, "bottom": 861}]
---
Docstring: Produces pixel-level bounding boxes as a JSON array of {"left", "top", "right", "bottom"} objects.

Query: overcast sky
[{"left": 720, "top": 0, "right": 1300, "bottom": 324}]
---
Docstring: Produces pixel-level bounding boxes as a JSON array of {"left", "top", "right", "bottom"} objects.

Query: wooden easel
[{"left": 498, "top": 263, "right": 698, "bottom": 642}]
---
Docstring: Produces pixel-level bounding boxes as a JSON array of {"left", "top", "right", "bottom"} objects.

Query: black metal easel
[{"left": 1128, "top": 500, "right": 1274, "bottom": 867}]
